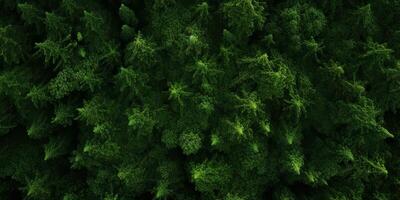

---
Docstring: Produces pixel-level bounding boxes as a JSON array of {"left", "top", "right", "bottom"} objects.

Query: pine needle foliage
[{"left": 0, "top": 0, "right": 400, "bottom": 199}]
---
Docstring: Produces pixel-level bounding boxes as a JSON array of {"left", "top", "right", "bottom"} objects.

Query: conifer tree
[{"left": 0, "top": 0, "right": 399, "bottom": 199}]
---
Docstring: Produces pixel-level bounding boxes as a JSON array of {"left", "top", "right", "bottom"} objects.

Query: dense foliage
[{"left": 1, "top": 0, "right": 400, "bottom": 199}]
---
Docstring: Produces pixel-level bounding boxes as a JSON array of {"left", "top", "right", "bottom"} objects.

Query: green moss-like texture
[{"left": 1, "top": 0, "right": 400, "bottom": 199}]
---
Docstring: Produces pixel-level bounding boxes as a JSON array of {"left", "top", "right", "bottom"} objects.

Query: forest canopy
[{"left": 1, "top": 0, "right": 400, "bottom": 199}]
